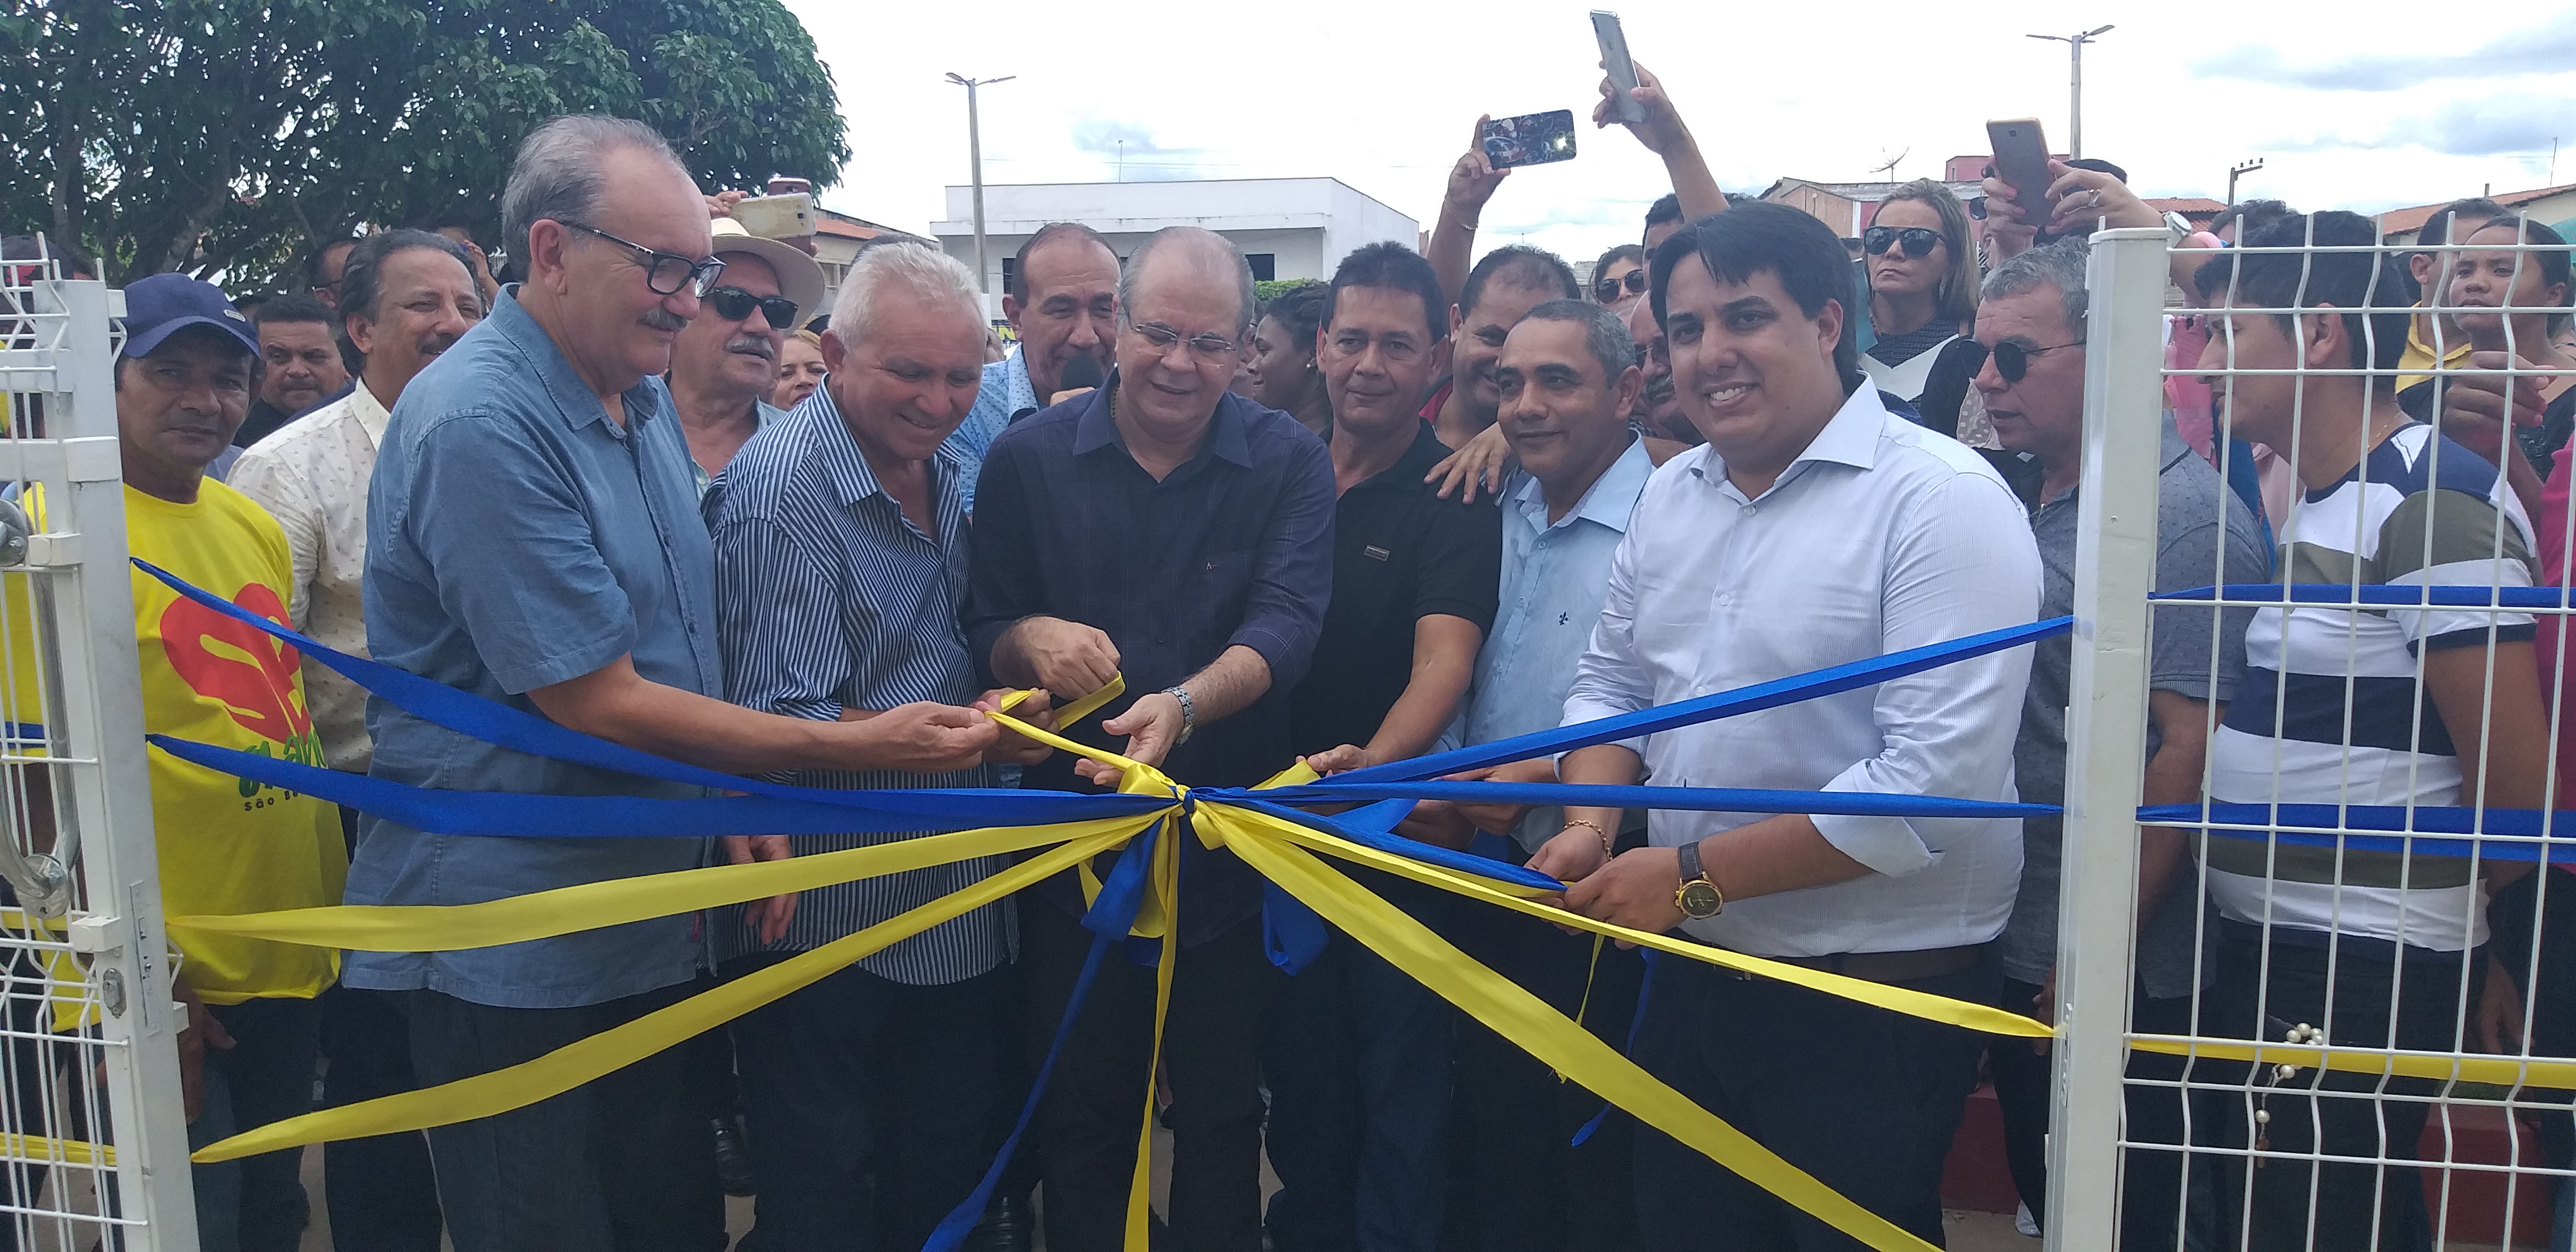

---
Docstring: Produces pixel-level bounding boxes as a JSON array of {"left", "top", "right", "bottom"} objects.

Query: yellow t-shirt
[
  {"left": 124, "top": 481, "right": 344, "bottom": 1003},
  {"left": 2397, "top": 312, "right": 2473, "bottom": 394}
]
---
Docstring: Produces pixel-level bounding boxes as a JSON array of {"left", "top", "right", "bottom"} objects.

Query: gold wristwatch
[{"left": 1674, "top": 838, "right": 1723, "bottom": 919}]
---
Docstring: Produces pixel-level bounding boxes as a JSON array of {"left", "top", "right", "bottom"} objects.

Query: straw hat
[{"left": 708, "top": 216, "right": 827, "bottom": 324}]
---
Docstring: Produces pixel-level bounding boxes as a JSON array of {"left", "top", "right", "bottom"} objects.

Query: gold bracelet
[{"left": 1563, "top": 818, "right": 1611, "bottom": 858}]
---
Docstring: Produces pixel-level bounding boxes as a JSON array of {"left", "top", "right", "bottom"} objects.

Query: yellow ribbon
[
  {"left": 1, "top": 1133, "right": 114, "bottom": 1168},
  {"left": 192, "top": 826, "right": 1138, "bottom": 1163}
]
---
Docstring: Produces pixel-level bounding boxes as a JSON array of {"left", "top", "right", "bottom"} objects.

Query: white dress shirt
[
  {"left": 1562, "top": 385, "right": 2042, "bottom": 957},
  {"left": 228, "top": 377, "right": 389, "bottom": 771}
]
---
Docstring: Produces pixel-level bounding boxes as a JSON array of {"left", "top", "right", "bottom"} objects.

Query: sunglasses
[
  {"left": 1594, "top": 269, "right": 1649, "bottom": 302},
  {"left": 1968, "top": 338, "right": 2085, "bottom": 383},
  {"left": 1862, "top": 226, "right": 1942, "bottom": 258},
  {"left": 705, "top": 286, "right": 799, "bottom": 330}
]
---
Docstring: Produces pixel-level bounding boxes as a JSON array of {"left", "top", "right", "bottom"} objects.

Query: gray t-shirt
[{"left": 2000, "top": 425, "right": 2267, "bottom": 999}]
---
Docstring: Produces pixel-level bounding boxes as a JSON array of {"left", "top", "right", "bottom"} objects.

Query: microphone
[{"left": 1057, "top": 352, "right": 1104, "bottom": 393}]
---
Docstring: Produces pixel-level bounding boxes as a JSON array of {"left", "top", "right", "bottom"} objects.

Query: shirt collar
[
  {"left": 1518, "top": 435, "right": 1656, "bottom": 533},
  {"left": 803, "top": 385, "right": 967, "bottom": 511},
  {"left": 1790, "top": 384, "right": 1892, "bottom": 472},
  {"left": 1072, "top": 371, "right": 1256, "bottom": 470},
  {"left": 352, "top": 376, "right": 394, "bottom": 449},
  {"left": 487, "top": 285, "right": 665, "bottom": 436}
]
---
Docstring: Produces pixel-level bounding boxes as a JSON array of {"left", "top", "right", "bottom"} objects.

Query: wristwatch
[
  {"left": 1674, "top": 838, "right": 1723, "bottom": 919},
  {"left": 1163, "top": 685, "right": 1195, "bottom": 746}
]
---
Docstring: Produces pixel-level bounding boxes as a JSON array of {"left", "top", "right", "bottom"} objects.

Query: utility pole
[
  {"left": 2027, "top": 26, "right": 2114, "bottom": 159},
  {"left": 2227, "top": 158, "right": 2265, "bottom": 207},
  {"left": 945, "top": 72, "right": 1015, "bottom": 306}
]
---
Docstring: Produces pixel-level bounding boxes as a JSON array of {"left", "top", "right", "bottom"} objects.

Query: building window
[
  {"left": 1000, "top": 257, "right": 1016, "bottom": 293},
  {"left": 1246, "top": 253, "right": 1276, "bottom": 282}
]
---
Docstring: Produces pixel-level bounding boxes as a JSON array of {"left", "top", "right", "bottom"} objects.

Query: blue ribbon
[
  {"left": 1238, "top": 781, "right": 2056, "bottom": 822},
  {"left": 2153, "top": 584, "right": 2576, "bottom": 609},
  {"left": 923, "top": 823, "right": 1164, "bottom": 1250},
  {"left": 1571, "top": 949, "right": 1657, "bottom": 1148},
  {"left": 1323, "top": 614, "right": 2072, "bottom": 785},
  {"left": 147, "top": 734, "right": 1169, "bottom": 837},
  {"left": 2145, "top": 802, "right": 2576, "bottom": 865}
]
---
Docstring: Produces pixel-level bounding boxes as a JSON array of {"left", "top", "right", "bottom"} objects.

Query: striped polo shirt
[
  {"left": 2205, "top": 421, "right": 2536, "bottom": 951},
  {"left": 702, "top": 388, "right": 1008, "bottom": 984}
]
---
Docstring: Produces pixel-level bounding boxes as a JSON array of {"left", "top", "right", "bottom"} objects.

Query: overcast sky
[{"left": 780, "top": 0, "right": 2576, "bottom": 262}]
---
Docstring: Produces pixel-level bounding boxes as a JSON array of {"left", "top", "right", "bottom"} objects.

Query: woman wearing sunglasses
[
  {"left": 1592, "top": 243, "right": 1648, "bottom": 310},
  {"left": 1858, "top": 179, "right": 1985, "bottom": 441}
]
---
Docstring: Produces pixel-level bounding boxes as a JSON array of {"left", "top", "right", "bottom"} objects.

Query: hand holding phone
[{"left": 1592, "top": 12, "right": 1647, "bottom": 125}]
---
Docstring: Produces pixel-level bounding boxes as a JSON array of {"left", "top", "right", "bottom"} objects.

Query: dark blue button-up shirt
[
  {"left": 965, "top": 376, "right": 1333, "bottom": 943},
  {"left": 351, "top": 287, "right": 720, "bottom": 1009}
]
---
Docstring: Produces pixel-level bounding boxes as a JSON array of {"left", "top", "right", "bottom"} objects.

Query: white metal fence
[
  {"left": 2054, "top": 221, "right": 2576, "bottom": 1250},
  {"left": 0, "top": 248, "right": 197, "bottom": 1251}
]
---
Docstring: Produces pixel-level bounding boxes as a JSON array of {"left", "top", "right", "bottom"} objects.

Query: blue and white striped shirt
[{"left": 702, "top": 387, "right": 1010, "bottom": 983}]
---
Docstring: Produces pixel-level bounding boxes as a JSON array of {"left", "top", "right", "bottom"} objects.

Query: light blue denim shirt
[
  {"left": 945, "top": 348, "right": 1036, "bottom": 513},
  {"left": 1460, "top": 437, "right": 1656, "bottom": 852},
  {"left": 350, "top": 287, "right": 722, "bottom": 1009}
]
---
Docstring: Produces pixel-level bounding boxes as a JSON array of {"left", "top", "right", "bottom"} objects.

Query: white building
[{"left": 931, "top": 178, "right": 1420, "bottom": 309}]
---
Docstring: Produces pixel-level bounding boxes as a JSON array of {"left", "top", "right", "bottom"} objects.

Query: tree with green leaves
[{"left": 0, "top": 0, "right": 850, "bottom": 290}]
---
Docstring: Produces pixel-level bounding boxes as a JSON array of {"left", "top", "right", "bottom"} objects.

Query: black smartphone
[
  {"left": 1986, "top": 118, "right": 2056, "bottom": 225},
  {"left": 1481, "top": 110, "right": 1578, "bottom": 169},
  {"left": 1592, "top": 11, "right": 1647, "bottom": 125}
]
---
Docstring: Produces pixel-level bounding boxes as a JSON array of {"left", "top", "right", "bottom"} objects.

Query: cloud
[
  {"left": 2193, "top": 12, "right": 2576, "bottom": 89},
  {"left": 1066, "top": 118, "right": 1208, "bottom": 180},
  {"left": 2258, "top": 93, "right": 2576, "bottom": 158}
]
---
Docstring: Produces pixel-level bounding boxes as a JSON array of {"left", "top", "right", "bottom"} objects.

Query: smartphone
[
  {"left": 1481, "top": 110, "right": 1578, "bottom": 169},
  {"left": 1592, "top": 11, "right": 1647, "bottom": 125},
  {"left": 1985, "top": 118, "right": 2056, "bottom": 226},
  {"left": 731, "top": 192, "right": 814, "bottom": 239}
]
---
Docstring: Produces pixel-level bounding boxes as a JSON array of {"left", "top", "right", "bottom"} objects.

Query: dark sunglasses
[
  {"left": 1968, "top": 338, "right": 2085, "bottom": 383},
  {"left": 1594, "top": 269, "right": 1649, "bottom": 302},
  {"left": 705, "top": 286, "right": 799, "bottom": 330},
  {"left": 1862, "top": 226, "right": 1942, "bottom": 258}
]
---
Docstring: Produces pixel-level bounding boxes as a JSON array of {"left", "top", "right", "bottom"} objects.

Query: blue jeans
[{"left": 1265, "top": 884, "right": 1454, "bottom": 1252}]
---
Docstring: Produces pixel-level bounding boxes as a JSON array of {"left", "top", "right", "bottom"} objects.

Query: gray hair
[
  {"left": 501, "top": 115, "right": 683, "bottom": 264},
  {"left": 830, "top": 241, "right": 983, "bottom": 343},
  {"left": 1118, "top": 227, "right": 1255, "bottom": 334},
  {"left": 1980, "top": 236, "right": 2090, "bottom": 336},
  {"left": 1517, "top": 298, "right": 1638, "bottom": 383}
]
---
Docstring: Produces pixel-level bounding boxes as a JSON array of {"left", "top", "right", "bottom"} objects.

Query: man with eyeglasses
[
  {"left": 946, "top": 222, "right": 1123, "bottom": 511},
  {"left": 1971, "top": 237, "right": 2266, "bottom": 1245},
  {"left": 668, "top": 215, "right": 827, "bottom": 496},
  {"left": 354, "top": 114, "right": 1008, "bottom": 1252},
  {"left": 965, "top": 225, "right": 1334, "bottom": 1252}
]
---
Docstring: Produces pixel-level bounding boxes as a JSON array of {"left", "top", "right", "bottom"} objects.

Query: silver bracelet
[{"left": 1163, "top": 685, "right": 1196, "bottom": 746}]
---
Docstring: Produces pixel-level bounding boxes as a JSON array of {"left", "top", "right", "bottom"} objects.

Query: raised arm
[
  {"left": 1597, "top": 61, "right": 1725, "bottom": 221},
  {"left": 1429, "top": 116, "right": 1510, "bottom": 312}
]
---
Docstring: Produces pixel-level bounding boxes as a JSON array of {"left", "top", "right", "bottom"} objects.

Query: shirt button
[
  {"left": 1740, "top": 504, "right": 1756, "bottom": 517},
  {"left": 1716, "top": 593, "right": 1734, "bottom": 607}
]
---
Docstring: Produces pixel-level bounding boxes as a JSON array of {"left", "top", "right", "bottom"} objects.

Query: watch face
[{"left": 1678, "top": 880, "right": 1723, "bottom": 919}]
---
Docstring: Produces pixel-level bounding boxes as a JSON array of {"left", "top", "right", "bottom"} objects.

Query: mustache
[
  {"left": 723, "top": 333, "right": 774, "bottom": 358},
  {"left": 642, "top": 309, "right": 689, "bottom": 332},
  {"left": 1642, "top": 372, "right": 1676, "bottom": 406},
  {"left": 417, "top": 331, "right": 462, "bottom": 358}
]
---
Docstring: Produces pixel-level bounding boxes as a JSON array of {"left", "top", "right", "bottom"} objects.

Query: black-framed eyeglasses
[
  {"left": 560, "top": 221, "right": 726, "bottom": 297},
  {"left": 1969, "top": 338, "right": 2086, "bottom": 383},
  {"left": 1128, "top": 320, "right": 1240, "bottom": 363},
  {"left": 1863, "top": 226, "right": 1942, "bottom": 258},
  {"left": 705, "top": 286, "right": 799, "bottom": 330},
  {"left": 1594, "top": 269, "right": 1649, "bottom": 302}
]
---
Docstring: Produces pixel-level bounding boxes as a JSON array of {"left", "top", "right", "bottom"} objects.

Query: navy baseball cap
[{"left": 119, "top": 272, "right": 258, "bottom": 361}]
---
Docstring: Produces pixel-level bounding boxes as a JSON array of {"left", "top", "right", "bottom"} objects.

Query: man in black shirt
[
  {"left": 966, "top": 225, "right": 1334, "bottom": 1252},
  {"left": 1268, "top": 241, "right": 1501, "bottom": 1252},
  {"left": 238, "top": 294, "right": 348, "bottom": 447}
]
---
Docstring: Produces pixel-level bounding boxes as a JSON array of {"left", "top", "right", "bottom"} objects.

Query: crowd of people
[{"left": 11, "top": 51, "right": 2576, "bottom": 1252}]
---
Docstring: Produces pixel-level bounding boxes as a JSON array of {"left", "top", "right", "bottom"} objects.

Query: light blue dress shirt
[
  {"left": 945, "top": 348, "right": 1037, "bottom": 512},
  {"left": 351, "top": 288, "right": 721, "bottom": 1009},
  {"left": 1460, "top": 438, "right": 1656, "bottom": 853}
]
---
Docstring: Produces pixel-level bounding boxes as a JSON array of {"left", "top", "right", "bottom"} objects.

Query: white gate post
[{"left": 2044, "top": 226, "right": 2170, "bottom": 1249}]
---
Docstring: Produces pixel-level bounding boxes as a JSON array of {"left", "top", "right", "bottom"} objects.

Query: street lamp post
[
  {"left": 2227, "top": 158, "right": 2266, "bottom": 208},
  {"left": 945, "top": 72, "right": 1015, "bottom": 308},
  {"left": 2026, "top": 25, "right": 2114, "bottom": 159}
]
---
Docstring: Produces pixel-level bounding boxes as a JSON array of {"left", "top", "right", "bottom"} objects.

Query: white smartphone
[
  {"left": 730, "top": 193, "right": 814, "bottom": 240},
  {"left": 1592, "top": 11, "right": 1647, "bottom": 125}
]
